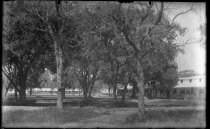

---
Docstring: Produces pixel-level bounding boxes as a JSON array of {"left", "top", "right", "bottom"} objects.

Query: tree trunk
[
  {"left": 113, "top": 84, "right": 117, "bottom": 102},
  {"left": 166, "top": 89, "right": 170, "bottom": 99},
  {"left": 18, "top": 76, "right": 27, "bottom": 103},
  {"left": 62, "top": 88, "right": 65, "bottom": 99},
  {"left": 55, "top": 36, "right": 64, "bottom": 109},
  {"left": 15, "top": 89, "right": 18, "bottom": 102},
  {"left": 83, "top": 87, "right": 88, "bottom": 98},
  {"left": 108, "top": 85, "right": 111, "bottom": 96},
  {"left": 137, "top": 81, "right": 145, "bottom": 120},
  {"left": 30, "top": 87, "right": 32, "bottom": 96},
  {"left": 131, "top": 81, "right": 137, "bottom": 98},
  {"left": 121, "top": 84, "right": 127, "bottom": 103},
  {"left": 88, "top": 85, "right": 94, "bottom": 98},
  {"left": 19, "top": 87, "right": 26, "bottom": 103},
  {"left": 5, "top": 87, "right": 9, "bottom": 97},
  {"left": 57, "top": 87, "right": 64, "bottom": 108},
  {"left": 46, "top": 1, "right": 64, "bottom": 109},
  {"left": 136, "top": 60, "right": 145, "bottom": 120}
]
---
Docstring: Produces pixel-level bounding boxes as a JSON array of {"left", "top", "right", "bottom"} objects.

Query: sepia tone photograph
[{"left": 2, "top": 1, "right": 206, "bottom": 128}]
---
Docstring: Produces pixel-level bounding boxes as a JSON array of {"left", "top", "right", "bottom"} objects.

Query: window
[
  {"left": 181, "top": 80, "right": 183, "bottom": 83},
  {"left": 189, "top": 79, "right": 192, "bottom": 83}
]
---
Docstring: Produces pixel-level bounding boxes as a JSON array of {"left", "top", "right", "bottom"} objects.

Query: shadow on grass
[
  {"left": 3, "top": 95, "right": 138, "bottom": 108},
  {"left": 3, "top": 95, "right": 204, "bottom": 108}
]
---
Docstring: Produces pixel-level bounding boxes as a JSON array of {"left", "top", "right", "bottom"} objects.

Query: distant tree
[
  {"left": 149, "top": 61, "right": 179, "bottom": 98},
  {"left": 26, "top": 65, "right": 44, "bottom": 95},
  {"left": 39, "top": 69, "right": 57, "bottom": 93}
]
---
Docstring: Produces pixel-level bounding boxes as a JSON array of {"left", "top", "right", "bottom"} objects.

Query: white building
[{"left": 172, "top": 75, "right": 206, "bottom": 99}]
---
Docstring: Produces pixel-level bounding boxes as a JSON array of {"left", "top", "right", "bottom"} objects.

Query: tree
[
  {"left": 3, "top": 1, "right": 51, "bottom": 102},
  {"left": 146, "top": 60, "right": 179, "bottom": 98},
  {"left": 26, "top": 64, "right": 44, "bottom": 95},
  {"left": 23, "top": 1, "right": 80, "bottom": 108},
  {"left": 39, "top": 68, "right": 57, "bottom": 94},
  {"left": 98, "top": 2, "right": 193, "bottom": 120}
]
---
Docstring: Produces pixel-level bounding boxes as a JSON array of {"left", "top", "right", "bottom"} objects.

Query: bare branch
[
  {"left": 154, "top": 2, "right": 164, "bottom": 26},
  {"left": 140, "top": 2, "right": 153, "bottom": 24},
  {"left": 171, "top": 4, "right": 194, "bottom": 24},
  {"left": 2, "top": 66, "right": 20, "bottom": 92},
  {"left": 175, "top": 38, "right": 196, "bottom": 47}
]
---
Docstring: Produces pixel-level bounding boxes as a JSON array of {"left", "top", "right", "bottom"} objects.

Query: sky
[{"left": 165, "top": 2, "right": 206, "bottom": 74}]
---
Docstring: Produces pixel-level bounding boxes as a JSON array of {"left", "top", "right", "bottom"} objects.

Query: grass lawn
[
  {"left": 2, "top": 106, "right": 205, "bottom": 128},
  {"left": 2, "top": 106, "right": 101, "bottom": 127},
  {"left": 124, "top": 109, "right": 205, "bottom": 128},
  {"left": 2, "top": 95, "right": 205, "bottom": 127}
]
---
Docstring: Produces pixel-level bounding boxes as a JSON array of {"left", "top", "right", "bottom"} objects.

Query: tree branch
[
  {"left": 154, "top": 2, "right": 164, "bottom": 26},
  {"left": 171, "top": 4, "right": 194, "bottom": 24},
  {"left": 2, "top": 66, "right": 20, "bottom": 92},
  {"left": 140, "top": 2, "right": 153, "bottom": 24}
]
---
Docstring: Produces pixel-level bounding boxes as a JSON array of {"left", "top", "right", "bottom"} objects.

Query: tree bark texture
[
  {"left": 108, "top": 85, "right": 111, "bottom": 96},
  {"left": 15, "top": 89, "right": 18, "bottom": 102},
  {"left": 136, "top": 61, "right": 145, "bottom": 120},
  {"left": 30, "top": 87, "right": 32, "bottom": 95},
  {"left": 113, "top": 84, "right": 117, "bottom": 102},
  {"left": 18, "top": 74, "right": 27, "bottom": 102},
  {"left": 137, "top": 81, "right": 145, "bottom": 119},
  {"left": 131, "top": 81, "right": 138, "bottom": 98},
  {"left": 88, "top": 85, "right": 94, "bottom": 97},
  {"left": 56, "top": 49, "right": 64, "bottom": 109},
  {"left": 121, "top": 83, "right": 127, "bottom": 103}
]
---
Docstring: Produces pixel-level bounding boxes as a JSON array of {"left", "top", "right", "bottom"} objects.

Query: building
[
  {"left": 145, "top": 75, "right": 206, "bottom": 99},
  {"left": 113, "top": 75, "right": 206, "bottom": 100},
  {"left": 171, "top": 75, "right": 205, "bottom": 99}
]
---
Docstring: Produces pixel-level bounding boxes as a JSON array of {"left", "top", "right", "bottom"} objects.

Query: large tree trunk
[
  {"left": 83, "top": 87, "right": 88, "bottom": 98},
  {"left": 88, "top": 85, "right": 94, "bottom": 98},
  {"left": 18, "top": 75, "right": 27, "bottom": 103},
  {"left": 19, "top": 87, "right": 26, "bottom": 103},
  {"left": 121, "top": 83, "right": 127, "bottom": 103},
  {"left": 46, "top": 1, "right": 64, "bottom": 109},
  {"left": 137, "top": 81, "right": 145, "bottom": 120},
  {"left": 136, "top": 61, "right": 145, "bottom": 120}
]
